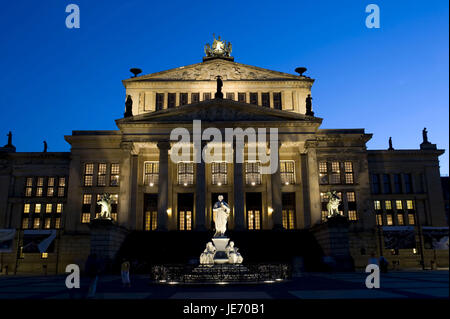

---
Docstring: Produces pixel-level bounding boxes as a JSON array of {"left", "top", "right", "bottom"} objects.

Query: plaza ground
[{"left": 0, "top": 270, "right": 448, "bottom": 299}]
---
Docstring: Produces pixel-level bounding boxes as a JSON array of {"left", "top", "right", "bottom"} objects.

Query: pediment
[
  {"left": 116, "top": 99, "right": 321, "bottom": 124},
  {"left": 124, "top": 59, "right": 313, "bottom": 81}
]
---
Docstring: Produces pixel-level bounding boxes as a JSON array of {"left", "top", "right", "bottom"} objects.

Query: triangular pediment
[
  {"left": 123, "top": 58, "right": 313, "bottom": 81},
  {"left": 116, "top": 99, "right": 321, "bottom": 125}
]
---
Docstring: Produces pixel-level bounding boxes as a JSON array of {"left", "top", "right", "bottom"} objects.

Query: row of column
[{"left": 155, "top": 141, "right": 284, "bottom": 231}]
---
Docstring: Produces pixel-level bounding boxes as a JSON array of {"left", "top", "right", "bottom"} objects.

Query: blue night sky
[{"left": 0, "top": 1, "right": 448, "bottom": 174}]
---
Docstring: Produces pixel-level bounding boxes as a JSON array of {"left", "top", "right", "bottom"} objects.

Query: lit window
[
  {"left": 56, "top": 203, "right": 63, "bottom": 213},
  {"left": 81, "top": 213, "right": 91, "bottom": 224},
  {"left": 179, "top": 210, "right": 192, "bottom": 230},
  {"left": 145, "top": 211, "right": 157, "bottom": 231},
  {"left": 397, "top": 214, "right": 404, "bottom": 225},
  {"left": 321, "top": 211, "right": 328, "bottom": 222},
  {"left": 280, "top": 160, "right": 295, "bottom": 185},
  {"left": 282, "top": 209, "right": 295, "bottom": 229},
  {"left": 374, "top": 200, "right": 381, "bottom": 211},
  {"left": 24, "top": 204, "right": 31, "bottom": 214},
  {"left": 58, "top": 177, "right": 65, "bottom": 197},
  {"left": 386, "top": 214, "right": 393, "bottom": 225},
  {"left": 319, "top": 162, "right": 328, "bottom": 184},
  {"left": 178, "top": 162, "right": 194, "bottom": 186},
  {"left": 55, "top": 218, "right": 61, "bottom": 229},
  {"left": 408, "top": 214, "right": 415, "bottom": 225},
  {"left": 46, "top": 204, "right": 52, "bottom": 213},
  {"left": 97, "top": 163, "right": 107, "bottom": 186},
  {"left": 344, "top": 162, "right": 354, "bottom": 184},
  {"left": 406, "top": 200, "right": 414, "bottom": 210},
  {"left": 110, "top": 164, "right": 120, "bottom": 186},
  {"left": 35, "top": 203, "right": 41, "bottom": 213},
  {"left": 144, "top": 162, "right": 159, "bottom": 186},
  {"left": 330, "top": 162, "right": 340, "bottom": 184},
  {"left": 44, "top": 218, "right": 51, "bottom": 229},
  {"left": 41, "top": 252, "right": 48, "bottom": 259},
  {"left": 22, "top": 218, "right": 29, "bottom": 229},
  {"left": 212, "top": 162, "right": 227, "bottom": 185},
  {"left": 376, "top": 214, "right": 383, "bottom": 225},
  {"left": 395, "top": 200, "right": 403, "bottom": 210},
  {"left": 84, "top": 163, "right": 94, "bottom": 186},
  {"left": 385, "top": 200, "right": 392, "bottom": 210},
  {"left": 83, "top": 194, "right": 92, "bottom": 205},
  {"left": 347, "top": 192, "right": 356, "bottom": 202},
  {"left": 247, "top": 210, "right": 261, "bottom": 230},
  {"left": 348, "top": 210, "right": 358, "bottom": 221},
  {"left": 110, "top": 194, "right": 119, "bottom": 221},
  {"left": 33, "top": 218, "right": 40, "bottom": 229},
  {"left": 245, "top": 161, "right": 261, "bottom": 185},
  {"left": 47, "top": 177, "right": 55, "bottom": 197},
  {"left": 36, "top": 178, "right": 43, "bottom": 197}
]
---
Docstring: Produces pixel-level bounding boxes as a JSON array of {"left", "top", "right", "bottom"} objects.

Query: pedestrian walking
[{"left": 121, "top": 259, "right": 131, "bottom": 288}]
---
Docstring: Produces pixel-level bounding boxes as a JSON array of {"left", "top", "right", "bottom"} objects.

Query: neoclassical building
[{"left": 0, "top": 38, "right": 448, "bottom": 274}]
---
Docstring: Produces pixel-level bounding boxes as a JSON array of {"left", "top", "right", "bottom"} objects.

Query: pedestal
[
  {"left": 89, "top": 219, "right": 128, "bottom": 266},
  {"left": 212, "top": 237, "right": 230, "bottom": 264},
  {"left": 310, "top": 215, "right": 354, "bottom": 271}
]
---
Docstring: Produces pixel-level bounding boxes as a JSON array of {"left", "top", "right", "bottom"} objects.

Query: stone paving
[{"left": 0, "top": 270, "right": 448, "bottom": 299}]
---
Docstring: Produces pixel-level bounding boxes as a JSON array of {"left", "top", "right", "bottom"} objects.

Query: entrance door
[
  {"left": 143, "top": 194, "right": 158, "bottom": 231},
  {"left": 245, "top": 192, "right": 262, "bottom": 230},
  {"left": 178, "top": 193, "right": 194, "bottom": 231}
]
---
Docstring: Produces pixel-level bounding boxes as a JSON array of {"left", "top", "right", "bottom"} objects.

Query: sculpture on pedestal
[
  {"left": 43, "top": 141, "right": 48, "bottom": 153},
  {"left": 225, "top": 241, "right": 243, "bottom": 264},
  {"left": 6, "top": 131, "right": 12, "bottom": 146},
  {"left": 422, "top": 127, "right": 430, "bottom": 144},
  {"left": 305, "top": 94, "right": 314, "bottom": 116},
  {"left": 213, "top": 195, "right": 230, "bottom": 237},
  {"left": 124, "top": 95, "right": 133, "bottom": 118},
  {"left": 388, "top": 137, "right": 394, "bottom": 150},
  {"left": 96, "top": 193, "right": 112, "bottom": 219},
  {"left": 326, "top": 191, "right": 341, "bottom": 218},
  {"left": 200, "top": 242, "right": 216, "bottom": 265}
]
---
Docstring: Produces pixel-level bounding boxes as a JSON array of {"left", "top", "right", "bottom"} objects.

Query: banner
[
  {"left": 23, "top": 230, "right": 56, "bottom": 253},
  {"left": 382, "top": 226, "right": 416, "bottom": 249},
  {"left": 0, "top": 229, "right": 16, "bottom": 253},
  {"left": 422, "top": 227, "right": 449, "bottom": 250}
]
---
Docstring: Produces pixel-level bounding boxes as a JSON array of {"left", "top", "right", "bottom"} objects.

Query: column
[
  {"left": 271, "top": 142, "right": 283, "bottom": 230},
  {"left": 129, "top": 154, "right": 138, "bottom": 229},
  {"left": 195, "top": 142, "right": 206, "bottom": 231},
  {"left": 306, "top": 145, "right": 322, "bottom": 227},
  {"left": 157, "top": 141, "right": 170, "bottom": 231},
  {"left": 233, "top": 143, "right": 245, "bottom": 230}
]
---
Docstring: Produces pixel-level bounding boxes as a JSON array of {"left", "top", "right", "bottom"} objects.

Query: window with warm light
[
  {"left": 35, "top": 203, "right": 41, "bottom": 213},
  {"left": 55, "top": 217, "right": 61, "bottom": 229},
  {"left": 344, "top": 161, "right": 354, "bottom": 184},
  {"left": 84, "top": 163, "right": 94, "bottom": 186},
  {"left": 247, "top": 210, "right": 261, "bottom": 230},
  {"left": 178, "top": 162, "right": 194, "bottom": 186},
  {"left": 144, "top": 161, "right": 159, "bottom": 186},
  {"left": 374, "top": 200, "right": 381, "bottom": 211},
  {"left": 408, "top": 213, "right": 415, "bottom": 225},
  {"left": 212, "top": 162, "right": 227, "bottom": 185},
  {"left": 245, "top": 161, "right": 261, "bottom": 185},
  {"left": 179, "top": 210, "right": 192, "bottom": 230},
  {"left": 110, "top": 164, "right": 120, "bottom": 186},
  {"left": 33, "top": 218, "right": 40, "bottom": 229},
  {"left": 280, "top": 160, "right": 295, "bottom": 185},
  {"left": 36, "top": 177, "right": 44, "bottom": 197},
  {"left": 319, "top": 161, "right": 328, "bottom": 184},
  {"left": 397, "top": 213, "right": 404, "bottom": 225},
  {"left": 386, "top": 214, "right": 393, "bottom": 225},
  {"left": 110, "top": 194, "right": 119, "bottom": 221},
  {"left": 81, "top": 194, "right": 92, "bottom": 223},
  {"left": 346, "top": 192, "right": 358, "bottom": 221},
  {"left": 385, "top": 200, "right": 392, "bottom": 210},
  {"left": 46, "top": 204, "right": 52, "bottom": 214},
  {"left": 406, "top": 200, "right": 414, "bottom": 210},
  {"left": 58, "top": 177, "right": 66, "bottom": 197},
  {"left": 376, "top": 214, "right": 383, "bottom": 225},
  {"left": 22, "top": 218, "right": 29, "bottom": 229},
  {"left": 47, "top": 177, "right": 55, "bottom": 197},
  {"left": 24, "top": 203, "right": 30, "bottom": 214},
  {"left": 25, "top": 177, "right": 33, "bottom": 197},
  {"left": 330, "top": 162, "right": 340, "bottom": 184},
  {"left": 145, "top": 211, "right": 157, "bottom": 231},
  {"left": 44, "top": 218, "right": 51, "bottom": 229},
  {"left": 56, "top": 203, "right": 63, "bottom": 213},
  {"left": 97, "top": 163, "right": 107, "bottom": 186},
  {"left": 395, "top": 200, "right": 403, "bottom": 210}
]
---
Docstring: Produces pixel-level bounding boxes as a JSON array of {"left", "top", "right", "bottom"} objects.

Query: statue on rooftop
[
  {"left": 422, "top": 128, "right": 430, "bottom": 144},
  {"left": 204, "top": 34, "right": 232, "bottom": 58},
  {"left": 6, "top": 131, "right": 12, "bottom": 146},
  {"left": 43, "top": 141, "right": 48, "bottom": 153},
  {"left": 215, "top": 75, "right": 223, "bottom": 99},
  {"left": 388, "top": 137, "right": 394, "bottom": 150},
  {"left": 305, "top": 94, "right": 314, "bottom": 116},
  {"left": 124, "top": 95, "right": 133, "bottom": 118}
]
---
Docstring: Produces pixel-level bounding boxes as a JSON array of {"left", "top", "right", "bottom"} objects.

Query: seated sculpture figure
[
  {"left": 225, "top": 241, "right": 243, "bottom": 264},
  {"left": 200, "top": 242, "right": 216, "bottom": 265}
]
